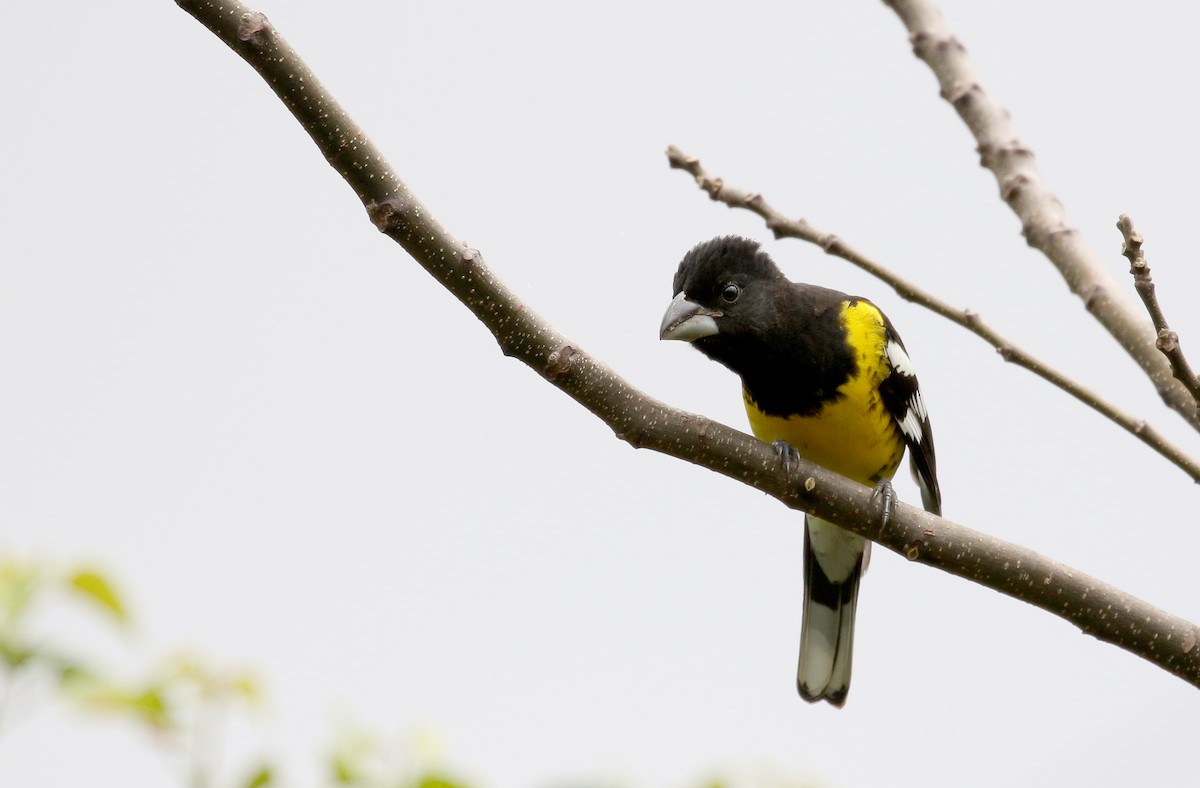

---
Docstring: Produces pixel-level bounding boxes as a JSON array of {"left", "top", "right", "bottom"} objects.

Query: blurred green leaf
[
  {"left": 129, "top": 687, "right": 171, "bottom": 729},
  {"left": 0, "top": 639, "right": 37, "bottom": 670},
  {"left": 230, "top": 673, "right": 262, "bottom": 703},
  {"left": 243, "top": 764, "right": 273, "bottom": 787},
  {"left": 79, "top": 682, "right": 174, "bottom": 730},
  {"left": 416, "top": 774, "right": 470, "bottom": 788},
  {"left": 52, "top": 656, "right": 98, "bottom": 689},
  {"left": 331, "top": 752, "right": 359, "bottom": 784},
  {"left": 165, "top": 654, "right": 204, "bottom": 683},
  {"left": 161, "top": 653, "right": 262, "bottom": 707},
  {"left": 66, "top": 569, "right": 127, "bottom": 624},
  {"left": 0, "top": 560, "right": 41, "bottom": 622}
]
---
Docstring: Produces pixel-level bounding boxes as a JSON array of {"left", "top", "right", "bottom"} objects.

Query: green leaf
[
  {"left": 78, "top": 683, "right": 173, "bottom": 730},
  {"left": 0, "top": 639, "right": 37, "bottom": 670},
  {"left": 129, "top": 687, "right": 171, "bottom": 729},
  {"left": 66, "top": 569, "right": 128, "bottom": 624},
  {"left": 0, "top": 560, "right": 41, "bottom": 622},
  {"left": 229, "top": 673, "right": 262, "bottom": 703},
  {"left": 416, "top": 774, "right": 470, "bottom": 788},
  {"left": 55, "top": 659, "right": 97, "bottom": 689},
  {"left": 330, "top": 753, "right": 359, "bottom": 784},
  {"left": 243, "top": 764, "right": 273, "bottom": 788}
]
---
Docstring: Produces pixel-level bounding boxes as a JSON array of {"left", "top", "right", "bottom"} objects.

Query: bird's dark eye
[{"left": 721, "top": 283, "right": 740, "bottom": 303}]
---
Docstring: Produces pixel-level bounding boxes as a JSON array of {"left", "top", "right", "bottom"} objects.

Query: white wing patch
[
  {"left": 909, "top": 388, "right": 928, "bottom": 422},
  {"left": 897, "top": 408, "right": 924, "bottom": 443},
  {"left": 886, "top": 339, "right": 926, "bottom": 442},
  {"left": 882, "top": 330, "right": 941, "bottom": 516},
  {"left": 886, "top": 339, "right": 917, "bottom": 378}
]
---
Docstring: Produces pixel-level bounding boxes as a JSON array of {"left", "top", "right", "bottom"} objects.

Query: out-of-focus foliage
[
  {"left": 0, "top": 557, "right": 269, "bottom": 786},
  {"left": 67, "top": 568, "right": 129, "bottom": 624},
  {"left": 2, "top": 555, "right": 820, "bottom": 788},
  {"left": 0, "top": 558, "right": 127, "bottom": 717},
  {"left": 329, "top": 723, "right": 472, "bottom": 788},
  {"left": 73, "top": 653, "right": 261, "bottom": 733}
]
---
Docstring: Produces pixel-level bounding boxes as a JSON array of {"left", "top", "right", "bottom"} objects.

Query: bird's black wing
[{"left": 877, "top": 321, "right": 941, "bottom": 516}]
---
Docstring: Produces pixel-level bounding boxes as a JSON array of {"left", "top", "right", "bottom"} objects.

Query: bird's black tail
[{"left": 797, "top": 517, "right": 865, "bottom": 707}]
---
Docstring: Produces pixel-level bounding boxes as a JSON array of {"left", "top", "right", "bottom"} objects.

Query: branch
[
  {"left": 881, "top": 0, "right": 1200, "bottom": 432},
  {"left": 173, "top": 0, "right": 1200, "bottom": 690},
  {"left": 1119, "top": 214, "right": 1200, "bottom": 412},
  {"left": 666, "top": 146, "right": 1200, "bottom": 484}
]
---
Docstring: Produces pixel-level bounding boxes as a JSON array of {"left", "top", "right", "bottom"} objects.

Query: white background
[{"left": 2, "top": 1, "right": 1199, "bottom": 786}]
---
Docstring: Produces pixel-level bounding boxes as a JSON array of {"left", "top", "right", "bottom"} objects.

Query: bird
[{"left": 659, "top": 235, "right": 941, "bottom": 707}]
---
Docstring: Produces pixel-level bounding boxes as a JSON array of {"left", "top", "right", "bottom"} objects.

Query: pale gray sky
[{"left": 2, "top": 1, "right": 1199, "bottom": 786}]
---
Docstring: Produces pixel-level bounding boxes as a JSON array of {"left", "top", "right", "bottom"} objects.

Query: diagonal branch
[
  {"left": 173, "top": 0, "right": 1200, "bottom": 690},
  {"left": 1118, "top": 214, "right": 1200, "bottom": 412},
  {"left": 666, "top": 146, "right": 1200, "bottom": 484},
  {"left": 881, "top": 0, "right": 1200, "bottom": 433}
]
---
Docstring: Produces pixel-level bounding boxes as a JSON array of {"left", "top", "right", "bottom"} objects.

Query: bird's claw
[
  {"left": 771, "top": 439, "right": 801, "bottom": 474},
  {"left": 870, "top": 479, "right": 896, "bottom": 531}
]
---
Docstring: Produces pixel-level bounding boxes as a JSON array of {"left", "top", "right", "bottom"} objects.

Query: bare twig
[
  {"left": 880, "top": 0, "right": 1200, "bottom": 432},
  {"left": 173, "top": 0, "right": 1200, "bottom": 690},
  {"left": 1119, "top": 215, "right": 1200, "bottom": 412},
  {"left": 667, "top": 146, "right": 1200, "bottom": 484}
]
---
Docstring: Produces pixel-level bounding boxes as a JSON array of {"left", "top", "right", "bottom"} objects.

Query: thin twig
[
  {"left": 666, "top": 146, "right": 1200, "bottom": 484},
  {"left": 1118, "top": 214, "right": 1200, "bottom": 413},
  {"left": 881, "top": 0, "right": 1200, "bottom": 432},
  {"left": 173, "top": 0, "right": 1200, "bottom": 690}
]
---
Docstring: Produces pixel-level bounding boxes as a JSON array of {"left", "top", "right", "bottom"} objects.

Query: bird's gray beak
[{"left": 659, "top": 292, "right": 720, "bottom": 341}]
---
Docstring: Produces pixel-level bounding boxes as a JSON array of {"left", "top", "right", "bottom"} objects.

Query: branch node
[
  {"left": 1082, "top": 284, "right": 1107, "bottom": 313},
  {"left": 945, "top": 81, "right": 980, "bottom": 108},
  {"left": 460, "top": 246, "right": 481, "bottom": 267},
  {"left": 764, "top": 219, "right": 789, "bottom": 239},
  {"left": 236, "top": 11, "right": 273, "bottom": 46},
  {"left": 1183, "top": 627, "right": 1198, "bottom": 654},
  {"left": 820, "top": 234, "right": 844, "bottom": 255},
  {"left": 1118, "top": 214, "right": 1145, "bottom": 272},
  {"left": 665, "top": 145, "right": 697, "bottom": 171},
  {"left": 1001, "top": 173, "right": 1030, "bottom": 203},
  {"left": 938, "top": 35, "right": 967, "bottom": 56},
  {"left": 616, "top": 426, "right": 646, "bottom": 450},
  {"left": 977, "top": 141, "right": 1034, "bottom": 169},
  {"left": 366, "top": 197, "right": 411, "bottom": 234},
  {"left": 1157, "top": 329, "right": 1180, "bottom": 354},
  {"left": 893, "top": 281, "right": 919, "bottom": 303},
  {"left": 1024, "top": 222, "right": 1077, "bottom": 252},
  {"left": 701, "top": 177, "right": 724, "bottom": 200},
  {"left": 909, "top": 30, "right": 963, "bottom": 60},
  {"left": 544, "top": 345, "right": 576, "bottom": 380}
]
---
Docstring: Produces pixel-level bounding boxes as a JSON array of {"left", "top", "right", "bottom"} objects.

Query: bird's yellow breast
[{"left": 743, "top": 299, "right": 904, "bottom": 486}]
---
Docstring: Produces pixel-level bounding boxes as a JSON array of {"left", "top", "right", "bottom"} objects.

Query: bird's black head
[
  {"left": 671, "top": 236, "right": 784, "bottom": 305},
  {"left": 659, "top": 236, "right": 788, "bottom": 365}
]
